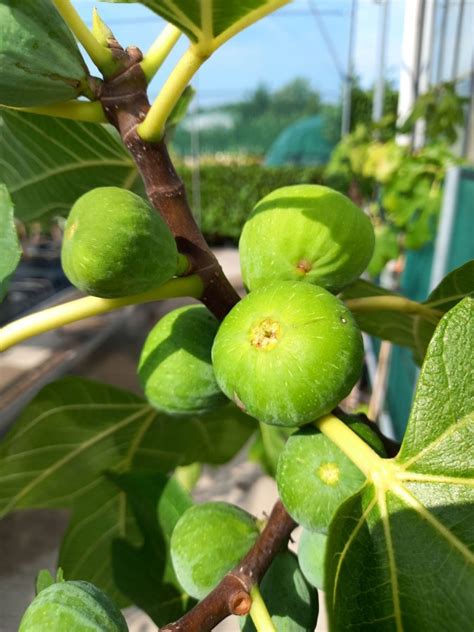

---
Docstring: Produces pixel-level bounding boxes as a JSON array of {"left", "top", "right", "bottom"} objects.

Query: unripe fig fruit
[
  {"left": 138, "top": 305, "right": 227, "bottom": 415},
  {"left": 239, "top": 184, "right": 375, "bottom": 293},
  {"left": 277, "top": 420, "right": 384, "bottom": 531},
  {"left": 297, "top": 529, "right": 328, "bottom": 591},
  {"left": 61, "top": 187, "right": 180, "bottom": 298},
  {"left": 240, "top": 552, "right": 318, "bottom": 632},
  {"left": 170, "top": 502, "right": 259, "bottom": 600},
  {"left": 0, "top": 0, "right": 88, "bottom": 107},
  {"left": 212, "top": 282, "right": 364, "bottom": 427},
  {"left": 18, "top": 580, "right": 127, "bottom": 631}
]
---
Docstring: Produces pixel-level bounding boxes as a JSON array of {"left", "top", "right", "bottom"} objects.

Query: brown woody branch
[
  {"left": 98, "top": 47, "right": 297, "bottom": 630},
  {"left": 161, "top": 502, "right": 297, "bottom": 631},
  {"left": 99, "top": 47, "right": 239, "bottom": 320}
]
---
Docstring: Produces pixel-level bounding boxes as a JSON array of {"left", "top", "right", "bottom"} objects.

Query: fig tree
[
  {"left": 170, "top": 502, "right": 259, "bottom": 600},
  {"left": 0, "top": 0, "right": 88, "bottom": 107},
  {"left": 240, "top": 552, "right": 318, "bottom": 632},
  {"left": 61, "top": 187, "right": 180, "bottom": 298},
  {"left": 239, "top": 184, "right": 375, "bottom": 293},
  {"left": 18, "top": 579, "right": 128, "bottom": 631},
  {"left": 138, "top": 305, "right": 227, "bottom": 415},
  {"left": 212, "top": 282, "right": 363, "bottom": 427}
]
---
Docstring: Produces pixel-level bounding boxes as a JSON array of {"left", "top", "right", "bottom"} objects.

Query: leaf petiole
[
  {"left": 0, "top": 275, "right": 203, "bottom": 352},
  {"left": 52, "top": 0, "right": 118, "bottom": 77},
  {"left": 2, "top": 101, "right": 107, "bottom": 123},
  {"left": 345, "top": 295, "right": 442, "bottom": 324},
  {"left": 249, "top": 585, "right": 277, "bottom": 632},
  {"left": 140, "top": 24, "right": 182, "bottom": 84},
  {"left": 138, "top": 45, "right": 204, "bottom": 142},
  {"left": 315, "top": 414, "right": 384, "bottom": 480}
]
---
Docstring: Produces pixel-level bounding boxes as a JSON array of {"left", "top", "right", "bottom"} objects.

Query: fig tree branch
[
  {"left": 99, "top": 47, "right": 240, "bottom": 319},
  {"left": 160, "top": 501, "right": 297, "bottom": 632},
  {"left": 0, "top": 276, "right": 202, "bottom": 353}
]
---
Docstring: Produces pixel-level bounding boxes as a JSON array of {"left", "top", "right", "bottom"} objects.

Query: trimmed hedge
[{"left": 177, "top": 164, "right": 324, "bottom": 245}]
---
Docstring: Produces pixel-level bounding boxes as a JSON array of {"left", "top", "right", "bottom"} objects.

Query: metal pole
[
  {"left": 396, "top": 0, "right": 425, "bottom": 146},
  {"left": 341, "top": 0, "right": 358, "bottom": 136},
  {"left": 414, "top": 0, "right": 436, "bottom": 148},
  {"left": 451, "top": 0, "right": 465, "bottom": 80},
  {"left": 435, "top": 0, "right": 449, "bottom": 84},
  {"left": 372, "top": 0, "right": 390, "bottom": 123}
]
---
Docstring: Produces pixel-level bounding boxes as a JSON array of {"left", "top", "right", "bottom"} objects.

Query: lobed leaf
[
  {"left": 0, "top": 0, "right": 88, "bottom": 107},
  {"left": 326, "top": 298, "right": 474, "bottom": 631},
  {"left": 0, "top": 377, "right": 255, "bottom": 602},
  {"left": 110, "top": 471, "right": 196, "bottom": 624},
  {"left": 100, "top": 0, "right": 289, "bottom": 52},
  {"left": 342, "top": 262, "right": 474, "bottom": 363},
  {"left": 0, "top": 184, "right": 21, "bottom": 301},
  {"left": 0, "top": 109, "right": 143, "bottom": 222}
]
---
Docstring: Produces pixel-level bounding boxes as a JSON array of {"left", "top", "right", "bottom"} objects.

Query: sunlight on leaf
[{"left": 326, "top": 298, "right": 474, "bottom": 631}]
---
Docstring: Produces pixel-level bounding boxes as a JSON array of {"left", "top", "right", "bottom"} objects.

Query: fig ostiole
[
  {"left": 0, "top": 0, "right": 88, "bottom": 107},
  {"left": 170, "top": 502, "right": 259, "bottom": 600},
  {"left": 61, "top": 187, "right": 180, "bottom": 298},
  {"left": 18, "top": 579, "right": 128, "bottom": 631},
  {"left": 138, "top": 305, "right": 227, "bottom": 415},
  {"left": 212, "top": 282, "right": 364, "bottom": 427},
  {"left": 276, "top": 420, "right": 384, "bottom": 532},
  {"left": 239, "top": 184, "right": 375, "bottom": 293}
]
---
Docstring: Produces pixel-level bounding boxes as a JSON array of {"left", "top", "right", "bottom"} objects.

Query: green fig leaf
[
  {"left": 0, "top": 377, "right": 255, "bottom": 603},
  {"left": 326, "top": 298, "right": 474, "bottom": 631},
  {"left": 99, "top": 0, "right": 287, "bottom": 52},
  {"left": 342, "top": 263, "right": 474, "bottom": 364},
  {"left": 0, "top": 184, "right": 21, "bottom": 301},
  {"left": 0, "top": 109, "right": 143, "bottom": 222},
  {"left": 110, "top": 471, "right": 196, "bottom": 625},
  {"left": 0, "top": 0, "right": 88, "bottom": 107},
  {"left": 413, "top": 259, "right": 474, "bottom": 363}
]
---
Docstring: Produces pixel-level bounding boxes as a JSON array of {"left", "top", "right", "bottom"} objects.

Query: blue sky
[{"left": 75, "top": 0, "right": 406, "bottom": 106}]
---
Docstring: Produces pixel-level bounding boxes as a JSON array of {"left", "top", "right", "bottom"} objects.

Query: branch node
[{"left": 230, "top": 591, "right": 252, "bottom": 616}]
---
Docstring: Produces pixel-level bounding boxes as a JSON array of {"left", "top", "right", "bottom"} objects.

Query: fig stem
[
  {"left": 345, "top": 296, "right": 442, "bottom": 324},
  {"left": 2, "top": 101, "right": 107, "bottom": 123},
  {"left": 52, "top": 0, "right": 118, "bottom": 77},
  {"left": 140, "top": 24, "right": 182, "bottom": 84},
  {"left": 0, "top": 275, "right": 203, "bottom": 352},
  {"left": 315, "top": 414, "right": 383, "bottom": 479},
  {"left": 248, "top": 585, "right": 277, "bottom": 632},
  {"left": 138, "top": 45, "right": 205, "bottom": 142}
]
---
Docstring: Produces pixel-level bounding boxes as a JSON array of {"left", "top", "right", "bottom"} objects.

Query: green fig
[
  {"left": 61, "top": 187, "right": 180, "bottom": 298},
  {"left": 240, "top": 552, "right": 318, "bottom": 632},
  {"left": 0, "top": 0, "right": 89, "bottom": 107},
  {"left": 239, "top": 184, "right": 375, "bottom": 293},
  {"left": 277, "top": 421, "right": 384, "bottom": 532},
  {"left": 212, "top": 282, "right": 364, "bottom": 427},
  {"left": 18, "top": 579, "right": 128, "bottom": 631},
  {"left": 297, "top": 530, "right": 328, "bottom": 591},
  {"left": 170, "top": 502, "right": 259, "bottom": 600},
  {"left": 138, "top": 305, "right": 227, "bottom": 415}
]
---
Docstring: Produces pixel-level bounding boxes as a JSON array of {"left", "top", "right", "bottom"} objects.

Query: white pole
[
  {"left": 372, "top": 0, "right": 390, "bottom": 123},
  {"left": 414, "top": 0, "right": 436, "bottom": 148},
  {"left": 397, "top": 0, "right": 425, "bottom": 146},
  {"left": 341, "top": 0, "right": 358, "bottom": 136}
]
